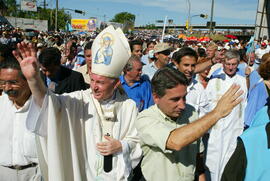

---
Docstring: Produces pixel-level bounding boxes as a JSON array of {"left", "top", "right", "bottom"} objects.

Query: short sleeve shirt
[{"left": 136, "top": 104, "right": 200, "bottom": 181}]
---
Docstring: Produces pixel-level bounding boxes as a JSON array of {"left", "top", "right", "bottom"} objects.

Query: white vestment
[
  {"left": 26, "top": 89, "right": 142, "bottom": 181},
  {"left": 205, "top": 70, "right": 247, "bottom": 181}
]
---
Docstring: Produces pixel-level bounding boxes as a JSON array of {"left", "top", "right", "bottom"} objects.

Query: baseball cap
[{"left": 153, "top": 43, "right": 172, "bottom": 54}]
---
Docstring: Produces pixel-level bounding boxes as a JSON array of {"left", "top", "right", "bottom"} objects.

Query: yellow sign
[
  {"left": 185, "top": 20, "right": 189, "bottom": 29},
  {"left": 71, "top": 19, "right": 96, "bottom": 31}
]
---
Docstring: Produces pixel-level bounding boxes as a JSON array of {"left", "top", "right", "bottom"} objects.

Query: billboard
[
  {"left": 71, "top": 19, "right": 97, "bottom": 31},
  {"left": 6, "top": 17, "right": 48, "bottom": 31},
  {"left": 21, "top": 0, "right": 37, "bottom": 12}
]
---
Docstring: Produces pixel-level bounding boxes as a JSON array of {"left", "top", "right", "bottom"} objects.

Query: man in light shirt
[
  {"left": 205, "top": 50, "right": 248, "bottom": 181},
  {"left": 136, "top": 67, "right": 243, "bottom": 181},
  {"left": 0, "top": 56, "right": 42, "bottom": 180}
]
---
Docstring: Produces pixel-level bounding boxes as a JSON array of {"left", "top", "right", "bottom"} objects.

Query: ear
[
  {"left": 152, "top": 92, "right": 160, "bottom": 104},
  {"left": 172, "top": 59, "right": 178, "bottom": 66}
]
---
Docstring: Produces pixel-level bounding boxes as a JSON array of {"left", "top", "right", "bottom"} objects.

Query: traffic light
[
  {"left": 75, "top": 10, "right": 85, "bottom": 15},
  {"left": 200, "top": 14, "right": 208, "bottom": 19},
  {"left": 156, "top": 20, "right": 164, "bottom": 23}
]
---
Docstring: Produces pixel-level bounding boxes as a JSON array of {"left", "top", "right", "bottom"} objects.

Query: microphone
[{"left": 103, "top": 133, "right": 113, "bottom": 172}]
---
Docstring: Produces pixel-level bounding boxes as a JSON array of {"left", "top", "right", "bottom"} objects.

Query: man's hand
[
  {"left": 97, "top": 136, "right": 122, "bottom": 156},
  {"left": 213, "top": 84, "right": 243, "bottom": 118},
  {"left": 12, "top": 42, "right": 39, "bottom": 81}
]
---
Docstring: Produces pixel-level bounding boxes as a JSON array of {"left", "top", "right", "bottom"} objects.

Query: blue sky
[{"left": 49, "top": 0, "right": 257, "bottom": 26}]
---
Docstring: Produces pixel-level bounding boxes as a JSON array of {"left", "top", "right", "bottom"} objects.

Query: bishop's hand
[
  {"left": 12, "top": 42, "right": 39, "bottom": 81},
  {"left": 97, "top": 135, "right": 122, "bottom": 156}
]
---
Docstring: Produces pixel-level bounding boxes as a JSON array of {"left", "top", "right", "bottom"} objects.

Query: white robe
[
  {"left": 205, "top": 70, "right": 247, "bottom": 181},
  {"left": 26, "top": 89, "right": 142, "bottom": 181}
]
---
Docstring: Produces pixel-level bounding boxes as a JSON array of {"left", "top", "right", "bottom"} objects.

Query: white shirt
[
  {"left": 255, "top": 47, "right": 269, "bottom": 59},
  {"left": 142, "top": 62, "right": 158, "bottom": 80},
  {"left": 0, "top": 94, "right": 37, "bottom": 166},
  {"left": 186, "top": 77, "right": 210, "bottom": 118},
  {"left": 205, "top": 69, "right": 247, "bottom": 181}
]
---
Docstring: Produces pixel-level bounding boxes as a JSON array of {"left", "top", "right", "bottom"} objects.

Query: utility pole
[
  {"left": 44, "top": 0, "right": 46, "bottom": 9},
  {"left": 209, "top": 0, "right": 215, "bottom": 33},
  {"left": 55, "top": 0, "right": 58, "bottom": 31},
  {"left": 161, "top": 16, "right": 167, "bottom": 42}
]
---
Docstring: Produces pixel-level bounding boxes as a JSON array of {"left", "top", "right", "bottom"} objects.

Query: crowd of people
[{"left": 0, "top": 25, "right": 269, "bottom": 181}]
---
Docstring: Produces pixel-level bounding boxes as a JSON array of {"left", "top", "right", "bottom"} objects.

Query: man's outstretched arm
[{"left": 166, "top": 84, "right": 243, "bottom": 151}]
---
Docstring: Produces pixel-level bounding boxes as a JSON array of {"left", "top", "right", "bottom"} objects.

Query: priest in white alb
[{"left": 13, "top": 26, "right": 142, "bottom": 181}]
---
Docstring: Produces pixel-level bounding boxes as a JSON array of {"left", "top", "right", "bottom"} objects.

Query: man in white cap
[
  {"left": 142, "top": 42, "right": 172, "bottom": 80},
  {"left": 13, "top": 26, "right": 142, "bottom": 181}
]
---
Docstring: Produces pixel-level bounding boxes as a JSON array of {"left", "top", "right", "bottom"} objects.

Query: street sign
[{"left": 207, "top": 21, "right": 216, "bottom": 28}]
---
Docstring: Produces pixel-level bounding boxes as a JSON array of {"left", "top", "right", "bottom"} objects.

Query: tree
[
  {"left": 110, "top": 12, "right": 135, "bottom": 24},
  {"left": 4, "top": 0, "right": 17, "bottom": 16},
  {"left": 110, "top": 12, "right": 135, "bottom": 32}
]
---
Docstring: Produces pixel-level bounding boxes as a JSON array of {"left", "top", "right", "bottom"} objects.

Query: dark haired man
[
  {"left": 38, "top": 47, "right": 86, "bottom": 94},
  {"left": 136, "top": 67, "right": 243, "bottom": 181},
  {"left": 0, "top": 57, "right": 42, "bottom": 180},
  {"left": 0, "top": 43, "right": 14, "bottom": 95},
  {"left": 76, "top": 41, "right": 93, "bottom": 85},
  {"left": 129, "top": 40, "right": 143, "bottom": 58},
  {"left": 173, "top": 47, "right": 209, "bottom": 117}
]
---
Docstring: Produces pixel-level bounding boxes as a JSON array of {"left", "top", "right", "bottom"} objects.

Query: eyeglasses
[{"left": 0, "top": 80, "right": 19, "bottom": 87}]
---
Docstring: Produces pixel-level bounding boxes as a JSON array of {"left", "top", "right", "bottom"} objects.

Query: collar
[
  {"left": 187, "top": 77, "right": 198, "bottom": 91},
  {"left": 154, "top": 104, "right": 177, "bottom": 123},
  {"left": 120, "top": 75, "right": 142, "bottom": 88},
  {"left": 5, "top": 94, "right": 32, "bottom": 112}
]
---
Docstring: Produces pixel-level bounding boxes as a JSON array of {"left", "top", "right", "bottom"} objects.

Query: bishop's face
[{"left": 90, "top": 73, "right": 119, "bottom": 101}]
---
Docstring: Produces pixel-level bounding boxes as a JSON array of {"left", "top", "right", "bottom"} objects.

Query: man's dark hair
[
  {"left": 197, "top": 47, "right": 206, "bottom": 57},
  {"left": 0, "top": 43, "right": 13, "bottom": 59},
  {"left": 38, "top": 47, "right": 61, "bottom": 67},
  {"left": 129, "top": 40, "right": 143, "bottom": 52},
  {"left": 151, "top": 67, "right": 188, "bottom": 98},
  {"left": 0, "top": 56, "right": 25, "bottom": 80},
  {"left": 84, "top": 41, "right": 93, "bottom": 51},
  {"left": 174, "top": 47, "right": 198, "bottom": 64},
  {"left": 147, "top": 41, "right": 156, "bottom": 48}
]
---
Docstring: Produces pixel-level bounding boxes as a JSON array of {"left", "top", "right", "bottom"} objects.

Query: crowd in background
[{"left": 0, "top": 26, "right": 270, "bottom": 181}]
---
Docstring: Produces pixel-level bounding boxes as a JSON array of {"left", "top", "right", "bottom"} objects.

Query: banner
[
  {"left": 71, "top": 19, "right": 97, "bottom": 31},
  {"left": 21, "top": 0, "right": 37, "bottom": 12}
]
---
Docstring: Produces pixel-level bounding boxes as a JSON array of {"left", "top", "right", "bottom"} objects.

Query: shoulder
[
  {"left": 141, "top": 74, "right": 151, "bottom": 82},
  {"left": 178, "top": 104, "right": 199, "bottom": 124},
  {"left": 75, "top": 64, "right": 87, "bottom": 73},
  {"left": 138, "top": 105, "right": 157, "bottom": 117}
]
